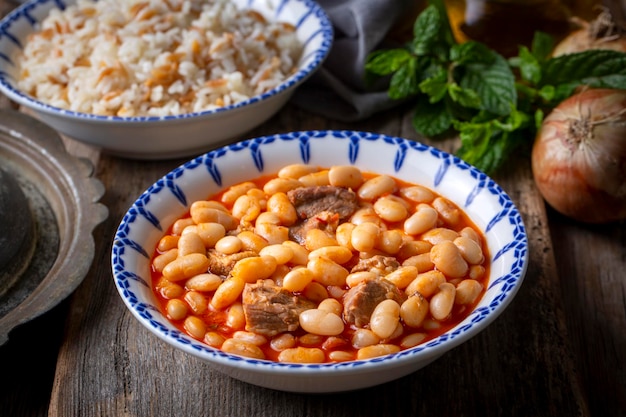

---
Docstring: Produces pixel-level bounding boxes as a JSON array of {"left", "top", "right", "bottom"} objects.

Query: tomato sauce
[{"left": 150, "top": 168, "right": 490, "bottom": 363}]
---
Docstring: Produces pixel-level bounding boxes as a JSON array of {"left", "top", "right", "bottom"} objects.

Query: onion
[
  {"left": 531, "top": 88, "right": 626, "bottom": 223},
  {"left": 552, "top": 8, "right": 626, "bottom": 56}
]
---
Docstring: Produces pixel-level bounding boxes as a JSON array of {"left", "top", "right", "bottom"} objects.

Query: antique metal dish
[{"left": 0, "top": 109, "right": 108, "bottom": 344}]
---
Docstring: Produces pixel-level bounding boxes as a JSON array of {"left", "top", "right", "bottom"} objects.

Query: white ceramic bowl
[
  {"left": 0, "top": 0, "right": 332, "bottom": 160},
  {"left": 112, "top": 131, "right": 529, "bottom": 393}
]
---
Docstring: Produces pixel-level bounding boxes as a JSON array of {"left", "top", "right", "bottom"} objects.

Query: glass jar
[{"left": 444, "top": 0, "right": 600, "bottom": 56}]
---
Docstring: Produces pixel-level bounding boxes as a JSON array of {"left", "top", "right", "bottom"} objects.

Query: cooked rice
[{"left": 17, "top": 0, "right": 302, "bottom": 117}]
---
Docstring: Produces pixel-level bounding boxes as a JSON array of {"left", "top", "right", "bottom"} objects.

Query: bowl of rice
[{"left": 0, "top": 0, "right": 332, "bottom": 159}]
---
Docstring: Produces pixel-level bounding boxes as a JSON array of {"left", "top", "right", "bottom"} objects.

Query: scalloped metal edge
[{"left": 0, "top": 109, "right": 108, "bottom": 345}]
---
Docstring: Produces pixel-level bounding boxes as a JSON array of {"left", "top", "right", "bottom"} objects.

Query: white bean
[
  {"left": 317, "top": 298, "right": 343, "bottom": 316},
  {"left": 278, "top": 347, "right": 325, "bottom": 363},
  {"left": 357, "top": 344, "right": 400, "bottom": 359},
  {"left": 399, "top": 185, "right": 435, "bottom": 203},
  {"left": 351, "top": 222, "right": 380, "bottom": 252},
  {"left": 214, "top": 235, "right": 242, "bottom": 255},
  {"left": 370, "top": 299, "right": 401, "bottom": 339},
  {"left": 384, "top": 265, "right": 418, "bottom": 289},
  {"left": 328, "top": 165, "right": 363, "bottom": 189},
  {"left": 357, "top": 175, "right": 396, "bottom": 201},
  {"left": 282, "top": 267, "right": 315, "bottom": 292},
  {"left": 374, "top": 196, "right": 409, "bottom": 223},
  {"left": 400, "top": 293, "right": 429, "bottom": 328},
  {"left": 307, "top": 256, "right": 349, "bottom": 286},
  {"left": 404, "top": 206, "right": 438, "bottom": 235},
  {"left": 231, "top": 194, "right": 261, "bottom": 223},
  {"left": 405, "top": 270, "right": 446, "bottom": 297},
  {"left": 233, "top": 331, "right": 268, "bottom": 346},
  {"left": 430, "top": 282, "right": 456, "bottom": 320},
  {"left": 299, "top": 309, "right": 344, "bottom": 336},
  {"left": 400, "top": 333, "right": 426, "bottom": 348},
  {"left": 278, "top": 163, "right": 319, "bottom": 179},
  {"left": 185, "top": 273, "right": 222, "bottom": 292},
  {"left": 432, "top": 197, "right": 461, "bottom": 227},
  {"left": 184, "top": 291, "right": 208, "bottom": 315},
  {"left": 455, "top": 279, "right": 483, "bottom": 305},
  {"left": 308, "top": 246, "right": 353, "bottom": 264},
  {"left": 221, "top": 182, "right": 257, "bottom": 205},
  {"left": 259, "top": 244, "right": 294, "bottom": 265},
  {"left": 453, "top": 236, "right": 485, "bottom": 265},
  {"left": 430, "top": 240, "right": 469, "bottom": 278},
  {"left": 351, "top": 328, "right": 380, "bottom": 348},
  {"left": 177, "top": 232, "right": 205, "bottom": 257},
  {"left": 221, "top": 338, "right": 265, "bottom": 359},
  {"left": 346, "top": 271, "right": 377, "bottom": 288}
]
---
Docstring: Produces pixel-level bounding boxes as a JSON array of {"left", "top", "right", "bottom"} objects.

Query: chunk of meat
[
  {"left": 287, "top": 185, "right": 359, "bottom": 221},
  {"left": 242, "top": 280, "right": 316, "bottom": 337},
  {"left": 287, "top": 186, "right": 358, "bottom": 244},
  {"left": 343, "top": 278, "right": 406, "bottom": 328},
  {"left": 207, "top": 249, "right": 257, "bottom": 277},
  {"left": 351, "top": 255, "right": 400, "bottom": 276},
  {"left": 289, "top": 210, "right": 339, "bottom": 245}
]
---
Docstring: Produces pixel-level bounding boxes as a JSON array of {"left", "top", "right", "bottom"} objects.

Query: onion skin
[
  {"left": 552, "top": 27, "right": 626, "bottom": 56},
  {"left": 531, "top": 89, "right": 626, "bottom": 223},
  {"left": 552, "top": 10, "right": 626, "bottom": 57}
]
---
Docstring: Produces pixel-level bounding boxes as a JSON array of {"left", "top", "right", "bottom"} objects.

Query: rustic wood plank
[
  {"left": 549, "top": 213, "right": 626, "bottom": 416},
  {"left": 46, "top": 106, "right": 587, "bottom": 417},
  {"left": 3, "top": 1, "right": 625, "bottom": 415}
]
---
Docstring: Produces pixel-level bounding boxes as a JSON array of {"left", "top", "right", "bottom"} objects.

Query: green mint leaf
[
  {"left": 466, "top": 130, "right": 512, "bottom": 174},
  {"left": 412, "top": 97, "right": 453, "bottom": 137},
  {"left": 517, "top": 46, "right": 541, "bottom": 84},
  {"left": 450, "top": 41, "right": 493, "bottom": 65},
  {"left": 537, "top": 85, "right": 555, "bottom": 102},
  {"left": 389, "top": 57, "right": 420, "bottom": 99},
  {"left": 534, "top": 109, "right": 544, "bottom": 130},
  {"left": 418, "top": 65, "right": 448, "bottom": 102},
  {"left": 551, "top": 82, "right": 579, "bottom": 103},
  {"left": 580, "top": 74, "right": 626, "bottom": 89},
  {"left": 458, "top": 50, "right": 517, "bottom": 116},
  {"left": 541, "top": 50, "right": 626, "bottom": 87},
  {"left": 530, "top": 31, "right": 554, "bottom": 61},
  {"left": 493, "top": 108, "right": 531, "bottom": 132},
  {"left": 448, "top": 83, "right": 481, "bottom": 109},
  {"left": 454, "top": 120, "right": 492, "bottom": 167},
  {"left": 455, "top": 124, "right": 526, "bottom": 175},
  {"left": 365, "top": 49, "right": 412, "bottom": 76},
  {"left": 427, "top": 0, "right": 457, "bottom": 47},
  {"left": 412, "top": 5, "right": 441, "bottom": 55}
]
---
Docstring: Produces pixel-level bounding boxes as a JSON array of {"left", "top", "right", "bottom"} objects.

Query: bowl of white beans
[{"left": 112, "top": 130, "right": 529, "bottom": 393}]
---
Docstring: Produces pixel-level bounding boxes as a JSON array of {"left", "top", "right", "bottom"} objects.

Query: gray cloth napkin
[{"left": 291, "top": 0, "right": 421, "bottom": 122}]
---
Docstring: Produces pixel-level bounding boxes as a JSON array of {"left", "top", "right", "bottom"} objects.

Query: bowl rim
[
  {"left": 0, "top": 0, "right": 333, "bottom": 123},
  {"left": 111, "top": 130, "right": 529, "bottom": 375}
]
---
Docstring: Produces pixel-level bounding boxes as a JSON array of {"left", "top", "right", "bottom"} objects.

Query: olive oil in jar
[{"left": 444, "top": 0, "right": 583, "bottom": 56}]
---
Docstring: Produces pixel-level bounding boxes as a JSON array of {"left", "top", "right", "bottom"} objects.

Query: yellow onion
[
  {"left": 531, "top": 88, "right": 626, "bottom": 223},
  {"left": 552, "top": 8, "right": 626, "bottom": 56}
]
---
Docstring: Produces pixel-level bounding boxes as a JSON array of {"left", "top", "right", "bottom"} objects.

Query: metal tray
[{"left": 0, "top": 109, "right": 108, "bottom": 344}]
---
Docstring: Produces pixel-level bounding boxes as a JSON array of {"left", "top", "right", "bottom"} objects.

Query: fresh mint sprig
[{"left": 365, "top": 0, "right": 626, "bottom": 174}]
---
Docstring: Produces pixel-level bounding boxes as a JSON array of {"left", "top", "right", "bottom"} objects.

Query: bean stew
[{"left": 151, "top": 165, "right": 490, "bottom": 363}]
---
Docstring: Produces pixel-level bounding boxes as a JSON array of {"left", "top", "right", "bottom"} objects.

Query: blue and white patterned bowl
[
  {"left": 0, "top": 0, "right": 332, "bottom": 159},
  {"left": 112, "top": 130, "right": 528, "bottom": 393}
]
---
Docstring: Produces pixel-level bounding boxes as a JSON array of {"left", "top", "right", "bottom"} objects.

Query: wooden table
[{"left": 0, "top": 1, "right": 624, "bottom": 416}]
